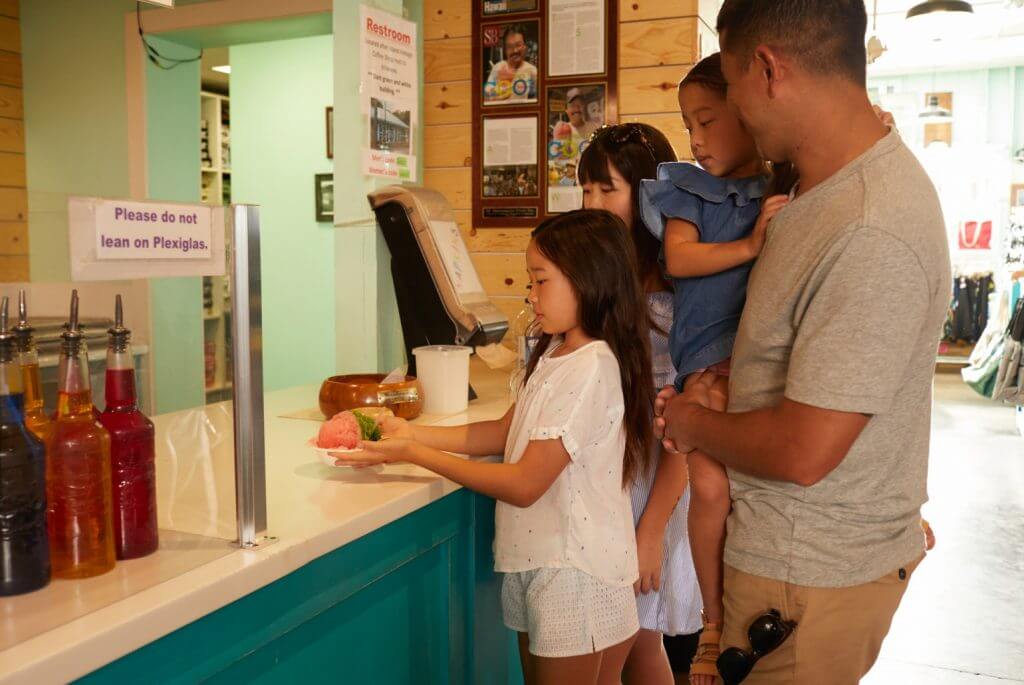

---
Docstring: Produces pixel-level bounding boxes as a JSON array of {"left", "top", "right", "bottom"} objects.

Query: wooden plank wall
[
  {"left": 423, "top": 0, "right": 700, "bottom": 336},
  {"left": 0, "top": 0, "right": 23, "bottom": 282}
]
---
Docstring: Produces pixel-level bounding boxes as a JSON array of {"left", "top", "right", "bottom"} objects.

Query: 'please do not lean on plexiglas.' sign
[
  {"left": 96, "top": 201, "right": 211, "bottom": 260},
  {"left": 69, "top": 197, "right": 226, "bottom": 281}
]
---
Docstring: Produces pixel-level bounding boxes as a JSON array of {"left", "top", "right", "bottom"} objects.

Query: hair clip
[{"left": 588, "top": 123, "right": 658, "bottom": 161}]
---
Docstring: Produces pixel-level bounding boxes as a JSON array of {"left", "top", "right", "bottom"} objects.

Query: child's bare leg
[
  {"left": 684, "top": 373, "right": 732, "bottom": 684},
  {"left": 623, "top": 628, "right": 673, "bottom": 685},
  {"left": 518, "top": 633, "right": 536, "bottom": 685},
  {"left": 533, "top": 650, "right": 602, "bottom": 685},
  {"left": 597, "top": 632, "right": 640, "bottom": 685}
]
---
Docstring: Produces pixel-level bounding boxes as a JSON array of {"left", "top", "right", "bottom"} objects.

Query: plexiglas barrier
[{"left": 0, "top": 205, "right": 265, "bottom": 655}]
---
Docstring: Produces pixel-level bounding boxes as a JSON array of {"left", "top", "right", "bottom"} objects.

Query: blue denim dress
[{"left": 640, "top": 162, "right": 767, "bottom": 388}]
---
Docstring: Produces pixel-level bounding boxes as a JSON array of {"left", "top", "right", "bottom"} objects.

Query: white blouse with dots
[{"left": 494, "top": 339, "right": 639, "bottom": 588}]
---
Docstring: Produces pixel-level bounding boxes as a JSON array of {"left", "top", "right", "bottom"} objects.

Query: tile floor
[{"left": 862, "top": 372, "right": 1024, "bottom": 684}]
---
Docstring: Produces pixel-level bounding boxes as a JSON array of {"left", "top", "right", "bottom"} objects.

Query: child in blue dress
[{"left": 639, "top": 53, "right": 792, "bottom": 684}]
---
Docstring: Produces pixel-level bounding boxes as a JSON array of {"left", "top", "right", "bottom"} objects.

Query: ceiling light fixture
[
  {"left": 211, "top": 65, "right": 231, "bottom": 74},
  {"left": 906, "top": 0, "right": 975, "bottom": 41}
]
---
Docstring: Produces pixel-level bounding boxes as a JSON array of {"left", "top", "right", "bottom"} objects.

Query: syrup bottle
[
  {"left": 48, "top": 290, "right": 115, "bottom": 578},
  {"left": 99, "top": 295, "right": 158, "bottom": 559},
  {"left": 14, "top": 290, "right": 53, "bottom": 444},
  {"left": 0, "top": 297, "right": 50, "bottom": 595}
]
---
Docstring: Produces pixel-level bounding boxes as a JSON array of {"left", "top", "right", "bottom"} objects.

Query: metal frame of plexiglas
[{"left": 229, "top": 204, "right": 268, "bottom": 548}]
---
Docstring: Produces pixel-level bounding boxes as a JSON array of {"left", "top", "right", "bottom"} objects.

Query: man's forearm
[{"left": 670, "top": 402, "right": 801, "bottom": 482}]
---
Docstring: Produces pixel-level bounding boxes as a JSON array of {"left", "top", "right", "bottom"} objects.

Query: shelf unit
[{"left": 201, "top": 91, "right": 232, "bottom": 404}]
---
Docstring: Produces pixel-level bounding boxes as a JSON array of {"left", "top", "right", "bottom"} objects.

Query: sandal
[{"left": 690, "top": 611, "right": 722, "bottom": 683}]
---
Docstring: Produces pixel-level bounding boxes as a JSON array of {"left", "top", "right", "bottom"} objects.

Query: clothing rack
[{"left": 937, "top": 270, "right": 994, "bottom": 366}]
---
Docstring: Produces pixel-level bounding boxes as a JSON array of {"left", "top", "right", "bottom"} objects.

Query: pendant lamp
[{"left": 906, "top": 0, "right": 974, "bottom": 41}]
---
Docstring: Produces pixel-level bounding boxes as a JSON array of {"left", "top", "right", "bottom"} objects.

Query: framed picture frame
[
  {"left": 326, "top": 106, "right": 334, "bottom": 159},
  {"left": 315, "top": 173, "right": 334, "bottom": 223},
  {"left": 472, "top": 0, "right": 616, "bottom": 227},
  {"left": 545, "top": 82, "right": 605, "bottom": 214},
  {"left": 481, "top": 19, "right": 541, "bottom": 108},
  {"left": 1012, "top": 184, "right": 1024, "bottom": 208}
]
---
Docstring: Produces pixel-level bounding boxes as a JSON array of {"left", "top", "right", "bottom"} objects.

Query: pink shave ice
[{"left": 316, "top": 410, "right": 361, "bottom": 450}]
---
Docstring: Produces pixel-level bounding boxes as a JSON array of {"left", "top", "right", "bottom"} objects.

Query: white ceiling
[{"left": 867, "top": 1, "right": 1024, "bottom": 75}]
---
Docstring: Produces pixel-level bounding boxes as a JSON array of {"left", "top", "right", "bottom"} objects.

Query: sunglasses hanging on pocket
[{"left": 717, "top": 609, "right": 797, "bottom": 685}]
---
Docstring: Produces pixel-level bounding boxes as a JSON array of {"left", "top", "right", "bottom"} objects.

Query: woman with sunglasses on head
[{"left": 579, "top": 123, "right": 702, "bottom": 685}]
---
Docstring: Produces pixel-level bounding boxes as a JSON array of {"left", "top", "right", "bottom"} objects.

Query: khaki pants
[{"left": 720, "top": 557, "right": 922, "bottom": 685}]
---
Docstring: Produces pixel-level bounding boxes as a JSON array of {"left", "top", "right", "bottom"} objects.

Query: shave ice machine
[{"left": 368, "top": 185, "right": 509, "bottom": 394}]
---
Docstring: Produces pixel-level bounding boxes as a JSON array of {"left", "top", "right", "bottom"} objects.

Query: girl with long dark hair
[{"left": 339, "top": 209, "right": 654, "bottom": 685}]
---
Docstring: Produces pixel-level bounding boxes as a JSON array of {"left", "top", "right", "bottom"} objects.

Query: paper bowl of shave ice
[{"left": 312, "top": 408, "right": 388, "bottom": 468}]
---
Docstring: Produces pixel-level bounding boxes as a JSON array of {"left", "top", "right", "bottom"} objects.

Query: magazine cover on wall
[
  {"left": 483, "top": 0, "right": 538, "bottom": 16},
  {"left": 547, "top": 84, "right": 604, "bottom": 213},
  {"left": 482, "top": 115, "right": 539, "bottom": 200},
  {"left": 482, "top": 20, "right": 540, "bottom": 106}
]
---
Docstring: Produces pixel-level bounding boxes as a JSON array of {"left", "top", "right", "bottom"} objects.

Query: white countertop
[{"left": 0, "top": 361, "right": 512, "bottom": 684}]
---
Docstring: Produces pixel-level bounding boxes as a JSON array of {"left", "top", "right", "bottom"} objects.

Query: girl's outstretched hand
[
  {"left": 378, "top": 414, "right": 413, "bottom": 440},
  {"left": 332, "top": 438, "right": 415, "bottom": 468},
  {"left": 748, "top": 194, "right": 789, "bottom": 257}
]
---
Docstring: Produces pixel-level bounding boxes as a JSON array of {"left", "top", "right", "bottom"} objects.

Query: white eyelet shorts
[{"left": 501, "top": 567, "right": 640, "bottom": 658}]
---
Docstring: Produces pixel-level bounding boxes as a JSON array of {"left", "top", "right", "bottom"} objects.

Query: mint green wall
[
  {"left": 22, "top": 1, "right": 419, "bottom": 405},
  {"left": 333, "top": 0, "right": 416, "bottom": 376},
  {"left": 231, "top": 35, "right": 337, "bottom": 392},
  {"left": 145, "top": 37, "right": 206, "bottom": 413},
  {"left": 21, "top": 2, "right": 204, "bottom": 413},
  {"left": 21, "top": 0, "right": 136, "bottom": 280}
]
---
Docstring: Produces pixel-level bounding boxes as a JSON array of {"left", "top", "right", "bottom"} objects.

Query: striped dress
[{"left": 630, "top": 291, "right": 703, "bottom": 635}]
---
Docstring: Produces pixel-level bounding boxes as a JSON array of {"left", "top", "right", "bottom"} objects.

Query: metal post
[{"left": 230, "top": 204, "right": 268, "bottom": 547}]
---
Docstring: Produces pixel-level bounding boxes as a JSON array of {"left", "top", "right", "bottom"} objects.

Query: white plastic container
[{"left": 412, "top": 345, "right": 472, "bottom": 415}]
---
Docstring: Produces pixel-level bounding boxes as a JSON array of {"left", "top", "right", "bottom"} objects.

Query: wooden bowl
[{"left": 318, "top": 374, "right": 423, "bottom": 420}]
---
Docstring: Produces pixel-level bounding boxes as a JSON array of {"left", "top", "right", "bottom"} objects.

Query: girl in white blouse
[{"left": 338, "top": 209, "right": 655, "bottom": 684}]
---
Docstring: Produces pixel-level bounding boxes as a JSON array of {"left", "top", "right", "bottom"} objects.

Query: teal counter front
[{"left": 79, "top": 490, "right": 520, "bottom": 684}]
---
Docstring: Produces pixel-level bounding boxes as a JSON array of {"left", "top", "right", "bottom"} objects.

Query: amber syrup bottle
[
  {"left": 48, "top": 290, "right": 115, "bottom": 578},
  {"left": 14, "top": 290, "right": 53, "bottom": 446},
  {"left": 99, "top": 295, "right": 158, "bottom": 559},
  {"left": 0, "top": 296, "right": 50, "bottom": 595}
]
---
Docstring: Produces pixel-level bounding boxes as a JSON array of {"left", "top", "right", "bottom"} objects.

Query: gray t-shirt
[{"left": 725, "top": 131, "right": 952, "bottom": 588}]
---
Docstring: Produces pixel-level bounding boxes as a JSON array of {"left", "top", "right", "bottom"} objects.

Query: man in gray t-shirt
[{"left": 656, "top": 1, "right": 951, "bottom": 683}]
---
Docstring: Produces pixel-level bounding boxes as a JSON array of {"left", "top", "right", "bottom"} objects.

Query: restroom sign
[{"left": 69, "top": 196, "right": 226, "bottom": 281}]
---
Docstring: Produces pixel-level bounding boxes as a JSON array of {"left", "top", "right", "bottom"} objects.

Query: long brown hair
[
  {"left": 524, "top": 209, "right": 655, "bottom": 487},
  {"left": 679, "top": 52, "right": 797, "bottom": 197},
  {"left": 578, "top": 123, "right": 676, "bottom": 295}
]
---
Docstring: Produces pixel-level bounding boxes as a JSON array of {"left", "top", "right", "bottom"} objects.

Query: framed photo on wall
[
  {"left": 472, "top": 0, "right": 616, "bottom": 227},
  {"left": 481, "top": 19, "right": 540, "bottom": 107},
  {"left": 546, "top": 83, "right": 605, "bottom": 213},
  {"left": 315, "top": 173, "right": 334, "bottom": 223},
  {"left": 326, "top": 107, "right": 334, "bottom": 159},
  {"left": 482, "top": 115, "right": 539, "bottom": 199}
]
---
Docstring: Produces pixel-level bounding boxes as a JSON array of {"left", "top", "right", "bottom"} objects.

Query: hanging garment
[
  {"left": 962, "top": 288, "right": 1011, "bottom": 400},
  {"left": 943, "top": 273, "right": 994, "bottom": 344}
]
